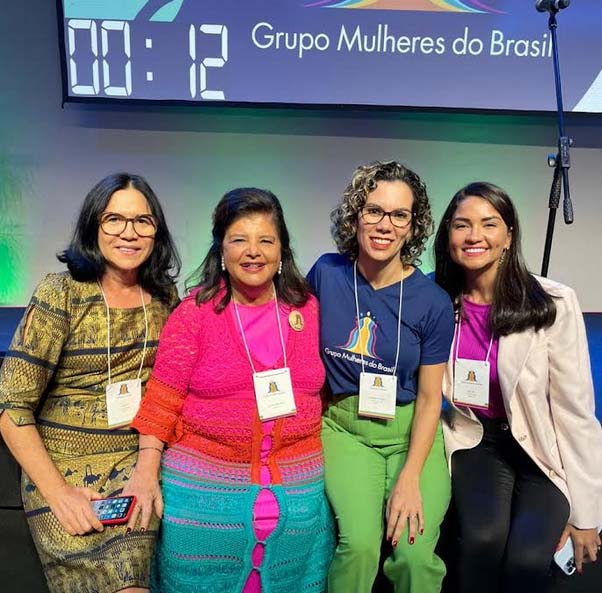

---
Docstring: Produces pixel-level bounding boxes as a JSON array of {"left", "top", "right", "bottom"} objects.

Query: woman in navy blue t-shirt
[{"left": 307, "top": 160, "right": 454, "bottom": 593}]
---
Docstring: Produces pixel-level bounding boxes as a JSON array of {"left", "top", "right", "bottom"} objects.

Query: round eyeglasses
[
  {"left": 360, "top": 206, "right": 412, "bottom": 229},
  {"left": 99, "top": 213, "right": 158, "bottom": 237}
]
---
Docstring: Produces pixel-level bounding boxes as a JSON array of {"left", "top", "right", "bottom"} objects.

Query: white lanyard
[
  {"left": 233, "top": 286, "right": 296, "bottom": 421},
  {"left": 232, "top": 284, "right": 287, "bottom": 372},
  {"left": 97, "top": 281, "right": 149, "bottom": 384},
  {"left": 453, "top": 313, "right": 494, "bottom": 364},
  {"left": 451, "top": 308, "right": 494, "bottom": 410},
  {"left": 353, "top": 261, "right": 403, "bottom": 375}
]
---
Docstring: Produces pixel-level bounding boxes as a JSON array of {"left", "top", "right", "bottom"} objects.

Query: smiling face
[
  {"left": 448, "top": 195, "right": 512, "bottom": 280},
  {"left": 356, "top": 180, "right": 414, "bottom": 269},
  {"left": 97, "top": 186, "right": 155, "bottom": 281},
  {"left": 222, "top": 212, "right": 282, "bottom": 304}
]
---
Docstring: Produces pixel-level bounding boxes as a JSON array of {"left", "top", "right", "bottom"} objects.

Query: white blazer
[{"left": 441, "top": 276, "right": 602, "bottom": 529}]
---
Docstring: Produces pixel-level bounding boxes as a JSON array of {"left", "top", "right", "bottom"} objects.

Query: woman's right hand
[
  {"left": 0, "top": 416, "right": 103, "bottom": 536},
  {"left": 46, "top": 484, "right": 104, "bottom": 536},
  {"left": 557, "top": 524, "right": 601, "bottom": 574}
]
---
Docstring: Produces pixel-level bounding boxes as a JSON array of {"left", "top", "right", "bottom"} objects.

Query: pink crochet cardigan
[{"left": 132, "top": 289, "right": 326, "bottom": 484}]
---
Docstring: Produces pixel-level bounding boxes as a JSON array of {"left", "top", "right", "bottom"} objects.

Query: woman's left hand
[
  {"left": 557, "top": 524, "right": 601, "bottom": 573},
  {"left": 121, "top": 464, "right": 163, "bottom": 532},
  {"left": 386, "top": 471, "right": 424, "bottom": 547}
]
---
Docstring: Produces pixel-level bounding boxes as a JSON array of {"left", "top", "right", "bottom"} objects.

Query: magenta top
[
  {"left": 455, "top": 299, "right": 506, "bottom": 420},
  {"left": 236, "top": 299, "right": 289, "bottom": 593},
  {"left": 235, "top": 299, "right": 290, "bottom": 368}
]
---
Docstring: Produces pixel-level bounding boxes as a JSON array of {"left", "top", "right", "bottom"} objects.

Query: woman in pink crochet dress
[{"left": 131, "top": 188, "right": 334, "bottom": 593}]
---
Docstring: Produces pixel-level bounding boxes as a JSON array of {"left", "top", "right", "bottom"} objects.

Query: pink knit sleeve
[{"left": 132, "top": 295, "right": 201, "bottom": 444}]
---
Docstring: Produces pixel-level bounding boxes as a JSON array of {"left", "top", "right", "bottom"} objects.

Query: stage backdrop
[{"left": 1, "top": 1, "right": 602, "bottom": 316}]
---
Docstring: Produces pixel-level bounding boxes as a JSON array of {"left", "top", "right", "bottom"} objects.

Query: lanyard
[
  {"left": 233, "top": 284, "right": 287, "bottom": 373},
  {"left": 453, "top": 313, "right": 494, "bottom": 363},
  {"left": 353, "top": 261, "right": 403, "bottom": 376},
  {"left": 97, "top": 281, "right": 149, "bottom": 385}
]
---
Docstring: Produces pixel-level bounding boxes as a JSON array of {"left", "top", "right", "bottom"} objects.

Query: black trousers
[{"left": 452, "top": 417, "right": 570, "bottom": 593}]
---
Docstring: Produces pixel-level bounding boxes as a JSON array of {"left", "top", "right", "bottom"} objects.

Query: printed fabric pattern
[{"left": 0, "top": 272, "right": 178, "bottom": 593}]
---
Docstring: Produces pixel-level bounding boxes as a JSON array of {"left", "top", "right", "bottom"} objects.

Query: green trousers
[{"left": 322, "top": 396, "right": 451, "bottom": 593}]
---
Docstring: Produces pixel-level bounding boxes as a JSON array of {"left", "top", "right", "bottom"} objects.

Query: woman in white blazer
[{"left": 433, "top": 182, "right": 602, "bottom": 593}]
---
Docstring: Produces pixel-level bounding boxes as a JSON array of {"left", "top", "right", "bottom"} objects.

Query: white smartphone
[
  {"left": 554, "top": 537, "right": 576, "bottom": 575},
  {"left": 554, "top": 526, "right": 602, "bottom": 576}
]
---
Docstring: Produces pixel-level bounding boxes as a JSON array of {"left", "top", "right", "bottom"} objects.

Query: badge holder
[
  {"left": 358, "top": 372, "right": 397, "bottom": 419},
  {"left": 452, "top": 316, "right": 493, "bottom": 410},
  {"left": 452, "top": 358, "right": 490, "bottom": 409},
  {"left": 106, "top": 379, "right": 142, "bottom": 428},
  {"left": 233, "top": 285, "right": 297, "bottom": 422},
  {"left": 254, "top": 367, "right": 297, "bottom": 421},
  {"left": 98, "top": 281, "right": 149, "bottom": 429},
  {"left": 353, "top": 262, "right": 403, "bottom": 421}
]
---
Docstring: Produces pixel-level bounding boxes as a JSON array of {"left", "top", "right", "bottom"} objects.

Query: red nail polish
[
  {"left": 409, "top": 537, "right": 415, "bottom": 545},
  {"left": 126, "top": 528, "right": 132, "bottom": 534},
  {"left": 419, "top": 528, "right": 424, "bottom": 535},
  {"left": 392, "top": 540, "right": 398, "bottom": 547},
  {"left": 140, "top": 527, "right": 146, "bottom": 533}
]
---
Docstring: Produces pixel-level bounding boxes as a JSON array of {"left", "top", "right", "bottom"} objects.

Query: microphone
[{"left": 536, "top": 0, "right": 570, "bottom": 12}]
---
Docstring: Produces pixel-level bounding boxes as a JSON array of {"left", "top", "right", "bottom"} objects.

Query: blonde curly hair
[{"left": 330, "top": 160, "right": 434, "bottom": 265}]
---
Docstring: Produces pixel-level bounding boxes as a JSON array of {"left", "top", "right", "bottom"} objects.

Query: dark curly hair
[{"left": 330, "top": 160, "right": 433, "bottom": 265}]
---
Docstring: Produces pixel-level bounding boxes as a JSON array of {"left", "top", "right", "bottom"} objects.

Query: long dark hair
[
  {"left": 187, "top": 187, "right": 310, "bottom": 312},
  {"left": 57, "top": 172, "right": 181, "bottom": 304},
  {"left": 434, "top": 182, "right": 556, "bottom": 335}
]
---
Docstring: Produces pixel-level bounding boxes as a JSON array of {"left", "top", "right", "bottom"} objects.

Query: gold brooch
[{"left": 288, "top": 311, "right": 304, "bottom": 331}]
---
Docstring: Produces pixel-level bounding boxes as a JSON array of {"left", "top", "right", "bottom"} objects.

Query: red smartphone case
[{"left": 92, "top": 495, "right": 137, "bottom": 526}]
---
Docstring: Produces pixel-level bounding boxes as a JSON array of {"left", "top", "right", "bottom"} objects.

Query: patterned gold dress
[{"left": 0, "top": 272, "right": 178, "bottom": 593}]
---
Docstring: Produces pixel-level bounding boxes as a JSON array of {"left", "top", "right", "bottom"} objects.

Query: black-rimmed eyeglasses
[
  {"left": 360, "top": 206, "right": 412, "bottom": 229},
  {"left": 99, "top": 213, "right": 158, "bottom": 237}
]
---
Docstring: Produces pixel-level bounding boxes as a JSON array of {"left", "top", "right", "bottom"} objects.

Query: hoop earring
[
  {"left": 278, "top": 261, "right": 283, "bottom": 275},
  {"left": 221, "top": 255, "right": 226, "bottom": 272}
]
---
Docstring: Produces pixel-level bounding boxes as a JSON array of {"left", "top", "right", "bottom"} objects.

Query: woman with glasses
[
  {"left": 0, "top": 173, "right": 180, "bottom": 593},
  {"left": 307, "top": 161, "right": 454, "bottom": 593},
  {"left": 434, "top": 182, "right": 602, "bottom": 592}
]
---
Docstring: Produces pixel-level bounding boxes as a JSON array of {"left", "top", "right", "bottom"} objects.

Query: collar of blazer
[{"left": 444, "top": 326, "right": 537, "bottom": 415}]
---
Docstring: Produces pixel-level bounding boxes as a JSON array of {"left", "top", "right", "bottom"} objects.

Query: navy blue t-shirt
[{"left": 307, "top": 253, "right": 454, "bottom": 404}]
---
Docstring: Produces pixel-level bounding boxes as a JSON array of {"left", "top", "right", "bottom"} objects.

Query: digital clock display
[{"left": 57, "top": 1, "right": 602, "bottom": 112}]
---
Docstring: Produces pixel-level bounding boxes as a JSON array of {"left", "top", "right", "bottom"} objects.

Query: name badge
[
  {"left": 453, "top": 358, "right": 490, "bottom": 408},
  {"left": 253, "top": 367, "right": 297, "bottom": 421},
  {"left": 106, "top": 378, "right": 142, "bottom": 428},
  {"left": 358, "top": 372, "right": 397, "bottom": 420}
]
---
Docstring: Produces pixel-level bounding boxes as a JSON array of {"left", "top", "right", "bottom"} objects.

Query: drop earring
[
  {"left": 221, "top": 255, "right": 226, "bottom": 272},
  {"left": 278, "top": 261, "right": 283, "bottom": 275},
  {"left": 499, "top": 248, "right": 507, "bottom": 267}
]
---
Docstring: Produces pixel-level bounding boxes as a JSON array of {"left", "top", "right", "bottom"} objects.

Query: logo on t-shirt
[{"left": 339, "top": 311, "right": 380, "bottom": 359}]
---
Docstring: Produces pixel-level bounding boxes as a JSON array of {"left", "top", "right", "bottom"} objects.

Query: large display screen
[{"left": 57, "top": 1, "right": 602, "bottom": 112}]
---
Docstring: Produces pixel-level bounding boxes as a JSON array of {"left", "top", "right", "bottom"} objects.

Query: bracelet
[{"left": 138, "top": 446, "right": 164, "bottom": 454}]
